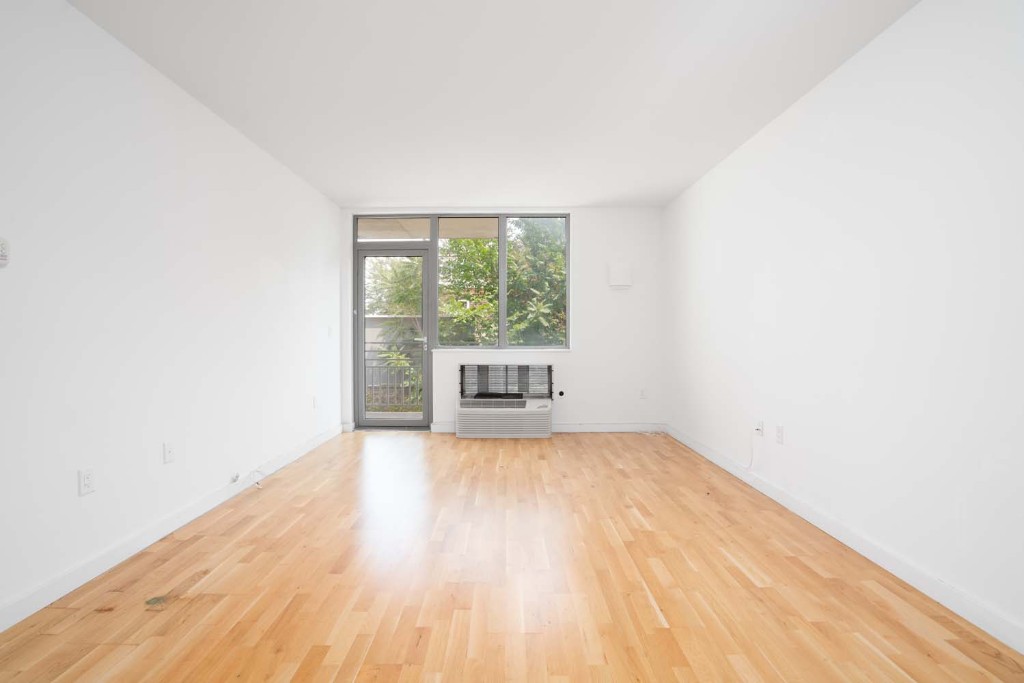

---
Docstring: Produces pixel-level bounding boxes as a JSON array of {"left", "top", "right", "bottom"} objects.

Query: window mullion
[
  {"left": 429, "top": 215, "right": 438, "bottom": 350},
  {"left": 498, "top": 214, "right": 508, "bottom": 348}
]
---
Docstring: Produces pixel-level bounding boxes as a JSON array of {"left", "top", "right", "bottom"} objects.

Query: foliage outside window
[
  {"left": 506, "top": 217, "right": 568, "bottom": 346},
  {"left": 438, "top": 218, "right": 499, "bottom": 346},
  {"left": 364, "top": 255, "right": 423, "bottom": 323}
]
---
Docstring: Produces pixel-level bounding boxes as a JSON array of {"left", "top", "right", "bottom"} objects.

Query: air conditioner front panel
[{"left": 455, "top": 398, "right": 552, "bottom": 438}]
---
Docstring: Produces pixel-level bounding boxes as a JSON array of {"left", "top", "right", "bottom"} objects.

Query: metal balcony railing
[{"left": 364, "top": 340, "right": 423, "bottom": 413}]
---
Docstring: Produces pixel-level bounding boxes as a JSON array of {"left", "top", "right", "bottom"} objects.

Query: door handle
[{"left": 413, "top": 337, "right": 428, "bottom": 349}]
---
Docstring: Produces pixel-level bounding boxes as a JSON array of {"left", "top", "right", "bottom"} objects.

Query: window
[
  {"left": 438, "top": 217, "right": 499, "bottom": 346},
  {"left": 506, "top": 216, "right": 568, "bottom": 346},
  {"left": 355, "top": 214, "right": 569, "bottom": 348}
]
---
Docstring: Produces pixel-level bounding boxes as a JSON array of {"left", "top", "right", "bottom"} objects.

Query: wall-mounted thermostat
[{"left": 0, "top": 238, "right": 8, "bottom": 267}]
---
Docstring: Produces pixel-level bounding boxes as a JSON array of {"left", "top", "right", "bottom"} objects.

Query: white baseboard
[
  {"left": 342, "top": 422, "right": 356, "bottom": 432},
  {"left": 663, "top": 424, "right": 1024, "bottom": 654},
  {"left": 430, "top": 421, "right": 666, "bottom": 434},
  {"left": 0, "top": 424, "right": 343, "bottom": 633},
  {"left": 553, "top": 422, "right": 665, "bottom": 433}
]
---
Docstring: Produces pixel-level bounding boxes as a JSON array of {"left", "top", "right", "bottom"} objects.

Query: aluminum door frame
[{"left": 354, "top": 245, "right": 433, "bottom": 428}]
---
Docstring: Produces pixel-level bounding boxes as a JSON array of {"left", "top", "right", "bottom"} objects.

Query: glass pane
[
  {"left": 507, "top": 217, "right": 567, "bottom": 346},
  {"left": 363, "top": 255, "right": 425, "bottom": 420},
  {"left": 357, "top": 217, "right": 430, "bottom": 241},
  {"left": 438, "top": 217, "right": 499, "bottom": 346}
]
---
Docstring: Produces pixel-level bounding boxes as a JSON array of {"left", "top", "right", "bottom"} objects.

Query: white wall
[
  {"left": 348, "top": 208, "right": 666, "bottom": 432},
  {"left": 661, "top": 0, "right": 1024, "bottom": 651},
  {"left": 0, "top": 0, "right": 344, "bottom": 630}
]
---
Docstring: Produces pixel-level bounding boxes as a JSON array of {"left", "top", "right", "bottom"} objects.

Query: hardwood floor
[{"left": 1, "top": 432, "right": 1021, "bottom": 681}]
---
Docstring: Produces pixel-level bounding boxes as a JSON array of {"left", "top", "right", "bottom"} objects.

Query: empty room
[{"left": 1, "top": 0, "right": 1022, "bottom": 680}]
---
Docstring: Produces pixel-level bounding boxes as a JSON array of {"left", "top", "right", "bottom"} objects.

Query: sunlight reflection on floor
[{"left": 358, "top": 433, "right": 430, "bottom": 565}]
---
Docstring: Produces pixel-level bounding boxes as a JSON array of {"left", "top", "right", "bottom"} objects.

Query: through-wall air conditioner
[{"left": 456, "top": 364, "right": 553, "bottom": 438}]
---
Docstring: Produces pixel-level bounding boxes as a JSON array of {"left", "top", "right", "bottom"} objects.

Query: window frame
[{"left": 354, "top": 213, "right": 570, "bottom": 350}]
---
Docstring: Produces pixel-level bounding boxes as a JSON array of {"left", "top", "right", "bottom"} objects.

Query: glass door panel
[{"left": 358, "top": 252, "right": 429, "bottom": 426}]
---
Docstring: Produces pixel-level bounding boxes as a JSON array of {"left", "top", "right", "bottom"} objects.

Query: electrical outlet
[
  {"left": 163, "top": 442, "right": 175, "bottom": 464},
  {"left": 776, "top": 425, "right": 784, "bottom": 445},
  {"left": 78, "top": 469, "right": 95, "bottom": 496}
]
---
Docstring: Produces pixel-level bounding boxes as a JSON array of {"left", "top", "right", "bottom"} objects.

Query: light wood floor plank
[{"left": 1, "top": 432, "right": 1021, "bottom": 681}]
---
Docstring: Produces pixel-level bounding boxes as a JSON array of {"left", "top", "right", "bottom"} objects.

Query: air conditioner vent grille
[
  {"left": 460, "top": 364, "right": 552, "bottom": 398},
  {"left": 459, "top": 399, "right": 527, "bottom": 409}
]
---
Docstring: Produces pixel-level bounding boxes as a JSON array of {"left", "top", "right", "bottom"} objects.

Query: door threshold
[{"left": 355, "top": 426, "right": 431, "bottom": 432}]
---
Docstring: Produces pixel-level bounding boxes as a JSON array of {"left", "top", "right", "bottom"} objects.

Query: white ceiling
[{"left": 70, "top": 0, "right": 918, "bottom": 208}]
